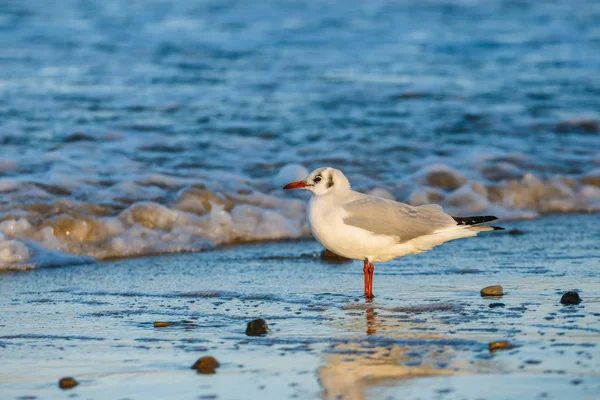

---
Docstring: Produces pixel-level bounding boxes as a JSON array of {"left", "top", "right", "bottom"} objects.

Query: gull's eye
[{"left": 314, "top": 176, "right": 322, "bottom": 183}]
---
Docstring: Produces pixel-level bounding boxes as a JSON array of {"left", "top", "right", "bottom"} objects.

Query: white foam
[
  {"left": 367, "top": 188, "right": 395, "bottom": 200},
  {"left": 0, "top": 218, "right": 32, "bottom": 236},
  {"left": 408, "top": 187, "right": 445, "bottom": 206},
  {"left": 273, "top": 164, "right": 309, "bottom": 188},
  {"left": 119, "top": 201, "right": 183, "bottom": 230},
  {"left": 0, "top": 239, "right": 30, "bottom": 266},
  {"left": 0, "top": 189, "right": 312, "bottom": 269},
  {"left": 39, "top": 226, "right": 62, "bottom": 251},
  {"left": 445, "top": 184, "right": 491, "bottom": 214},
  {"left": 581, "top": 185, "right": 600, "bottom": 199},
  {"left": 230, "top": 204, "right": 304, "bottom": 241},
  {"left": 172, "top": 187, "right": 230, "bottom": 215},
  {"left": 579, "top": 185, "right": 600, "bottom": 212}
]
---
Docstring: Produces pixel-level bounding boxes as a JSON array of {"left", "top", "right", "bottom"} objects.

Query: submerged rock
[
  {"left": 65, "top": 132, "right": 96, "bottom": 143},
  {"left": 508, "top": 229, "right": 525, "bottom": 235},
  {"left": 560, "top": 291, "right": 582, "bottom": 305},
  {"left": 488, "top": 341, "right": 514, "bottom": 352},
  {"left": 320, "top": 249, "right": 352, "bottom": 264},
  {"left": 153, "top": 321, "right": 176, "bottom": 328},
  {"left": 489, "top": 302, "right": 505, "bottom": 308},
  {"left": 59, "top": 377, "right": 78, "bottom": 389},
  {"left": 555, "top": 119, "right": 598, "bottom": 134},
  {"left": 191, "top": 356, "right": 220, "bottom": 374},
  {"left": 481, "top": 285, "right": 504, "bottom": 296},
  {"left": 246, "top": 318, "right": 270, "bottom": 336}
]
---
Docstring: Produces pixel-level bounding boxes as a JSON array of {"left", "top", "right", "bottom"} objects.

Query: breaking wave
[{"left": 2, "top": 162, "right": 599, "bottom": 270}]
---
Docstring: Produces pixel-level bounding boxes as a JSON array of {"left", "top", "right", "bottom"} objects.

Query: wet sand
[{"left": 1, "top": 214, "right": 599, "bottom": 399}]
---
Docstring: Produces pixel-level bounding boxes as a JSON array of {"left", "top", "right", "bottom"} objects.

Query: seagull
[{"left": 284, "top": 167, "right": 503, "bottom": 299}]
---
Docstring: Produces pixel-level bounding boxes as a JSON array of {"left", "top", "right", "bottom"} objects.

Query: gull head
[{"left": 283, "top": 167, "right": 350, "bottom": 196}]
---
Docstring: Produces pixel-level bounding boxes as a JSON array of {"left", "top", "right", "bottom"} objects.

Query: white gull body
[{"left": 286, "top": 167, "right": 500, "bottom": 263}]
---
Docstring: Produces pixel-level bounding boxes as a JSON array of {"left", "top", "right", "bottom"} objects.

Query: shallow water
[
  {"left": 1, "top": 215, "right": 599, "bottom": 399},
  {"left": 1, "top": 0, "right": 600, "bottom": 268}
]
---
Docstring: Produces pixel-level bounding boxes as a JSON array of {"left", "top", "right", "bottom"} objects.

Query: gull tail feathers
[
  {"left": 452, "top": 215, "right": 504, "bottom": 231},
  {"left": 410, "top": 215, "right": 504, "bottom": 254}
]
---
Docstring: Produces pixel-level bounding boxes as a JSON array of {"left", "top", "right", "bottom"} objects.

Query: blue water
[{"left": 0, "top": 0, "right": 599, "bottom": 267}]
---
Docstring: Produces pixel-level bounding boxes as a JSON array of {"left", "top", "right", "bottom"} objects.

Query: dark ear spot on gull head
[{"left": 326, "top": 173, "right": 334, "bottom": 188}]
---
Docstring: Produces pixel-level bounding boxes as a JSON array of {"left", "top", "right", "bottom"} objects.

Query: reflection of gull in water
[
  {"left": 284, "top": 167, "right": 503, "bottom": 299},
  {"left": 365, "top": 307, "right": 376, "bottom": 336},
  {"left": 319, "top": 302, "right": 479, "bottom": 400},
  {"left": 318, "top": 337, "right": 456, "bottom": 400}
]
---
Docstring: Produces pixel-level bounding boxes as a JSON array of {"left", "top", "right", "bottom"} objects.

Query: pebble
[
  {"left": 153, "top": 321, "right": 176, "bottom": 328},
  {"left": 58, "top": 377, "right": 78, "bottom": 389},
  {"left": 560, "top": 291, "right": 582, "bottom": 305},
  {"left": 246, "top": 319, "right": 270, "bottom": 336},
  {"left": 191, "top": 356, "right": 220, "bottom": 374},
  {"left": 481, "top": 285, "right": 504, "bottom": 296},
  {"left": 488, "top": 341, "right": 514, "bottom": 352},
  {"left": 525, "top": 359, "right": 542, "bottom": 365}
]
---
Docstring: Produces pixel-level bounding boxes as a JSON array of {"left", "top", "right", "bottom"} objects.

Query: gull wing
[{"left": 342, "top": 196, "right": 457, "bottom": 243}]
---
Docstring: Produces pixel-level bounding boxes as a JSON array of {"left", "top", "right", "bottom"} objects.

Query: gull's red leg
[
  {"left": 363, "top": 259, "right": 370, "bottom": 297},
  {"left": 367, "top": 262, "right": 375, "bottom": 299}
]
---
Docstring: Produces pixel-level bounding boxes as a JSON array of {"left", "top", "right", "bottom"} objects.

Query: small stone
[
  {"left": 398, "top": 91, "right": 423, "bottom": 99},
  {"left": 560, "top": 291, "right": 582, "bottom": 305},
  {"left": 489, "top": 303, "right": 505, "bottom": 308},
  {"left": 525, "top": 359, "right": 542, "bottom": 365},
  {"left": 508, "top": 229, "right": 525, "bottom": 235},
  {"left": 320, "top": 249, "right": 351, "bottom": 264},
  {"left": 64, "top": 132, "right": 95, "bottom": 143},
  {"left": 488, "top": 341, "right": 514, "bottom": 352},
  {"left": 58, "top": 377, "right": 78, "bottom": 390},
  {"left": 556, "top": 119, "right": 598, "bottom": 134},
  {"left": 153, "top": 321, "right": 176, "bottom": 328},
  {"left": 481, "top": 285, "right": 503, "bottom": 296},
  {"left": 245, "top": 318, "right": 270, "bottom": 336},
  {"left": 191, "top": 356, "right": 220, "bottom": 374}
]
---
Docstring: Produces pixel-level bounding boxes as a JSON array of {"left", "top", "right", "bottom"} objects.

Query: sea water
[{"left": 1, "top": 0, "right": 599, "bottom": 269}]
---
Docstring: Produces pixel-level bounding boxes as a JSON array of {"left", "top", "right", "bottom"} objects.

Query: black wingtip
[
  {"left": 453, "top": 215, "right": 498, "bottom": 226},
  {"left": 491, "top": 226, "right": 505, "bottom": 231}
]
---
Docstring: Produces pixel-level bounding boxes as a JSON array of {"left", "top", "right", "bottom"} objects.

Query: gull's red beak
[{"left": 283, "top": 180, "right": 307, "bottom": 190}]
